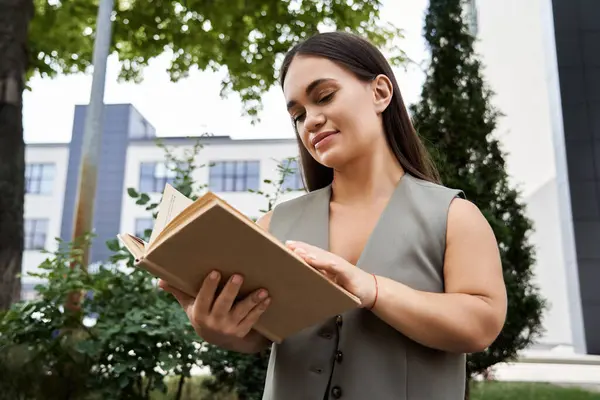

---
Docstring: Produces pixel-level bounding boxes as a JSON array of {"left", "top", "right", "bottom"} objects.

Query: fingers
[
  {"left": 231, "top": 288, "right": 269, "bottom": 323},
  {"left": 211, "top": 274, "right": 243, "bottom": 318},
  {"left": 160, "top": 273, "right": 272, "bottom": 340},
  {"left": 237, "top": 297, "right": 272, "bottom": 337},
  {"left": 290, "top": 246, "right": 340, "bottom": 273},
  {"left": 194, "top": 270, "right": 222, "bottom": 317}
]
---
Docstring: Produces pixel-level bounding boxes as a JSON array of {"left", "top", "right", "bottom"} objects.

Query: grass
[
  {"left": 150, "top": 377, "right": 600, "bottom": 400},
  {"left": 471, "top": 381, "right": 600, "bottom": 400}
]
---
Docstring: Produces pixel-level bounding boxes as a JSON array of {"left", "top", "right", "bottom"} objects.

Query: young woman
[{"left": 159, "top": 32, "right": 507, "bottom": 400}]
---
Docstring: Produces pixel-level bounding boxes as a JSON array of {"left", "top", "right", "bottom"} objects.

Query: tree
[
  {"left": 0, "top": 0, "right": 405, "bottom": 310},
  {"left": 409, "top": 0, "right": 546, "bottom": 393},
  {"left": 0, "top": 0, "right": 33, "bottom": 310}
]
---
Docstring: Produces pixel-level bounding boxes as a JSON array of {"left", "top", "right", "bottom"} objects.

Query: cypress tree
[{"left": 410, "top": 0, "right": 546, "bottom": 382}]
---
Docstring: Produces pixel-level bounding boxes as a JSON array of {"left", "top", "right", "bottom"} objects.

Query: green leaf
[
  {"left": 106, "top": 238, "right": 121, "bottom": 252},
  {"left": 127, "top": 188, "right": 139, "bottom": 198},
  {"left": 114, "top": 363, "right": 128, "bottom": 374},
  {"left": 135, "top": 193, "right": 150, "bottom": 205},
  {"left": 118, "top": 373, "right": 130, "bottom": 389}
]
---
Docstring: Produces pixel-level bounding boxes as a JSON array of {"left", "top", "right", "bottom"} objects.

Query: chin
[{"left": 314, "top": 147, "right": 351, "bottom": 170}]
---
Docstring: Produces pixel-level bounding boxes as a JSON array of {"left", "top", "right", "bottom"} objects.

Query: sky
[{"left": 22, "top": 0, "right": 430, "bottom": 144}]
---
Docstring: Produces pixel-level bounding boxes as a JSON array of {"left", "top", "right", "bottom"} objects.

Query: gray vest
[{"left": 263, "top": 173, "right": 466, "bottom": 400}]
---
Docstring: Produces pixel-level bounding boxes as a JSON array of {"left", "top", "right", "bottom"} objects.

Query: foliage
[
  {"left": 409, "top": 0, "right": 546, "bottom": 378},
  {"left": 29, "top": 0, "right": 405, "bottom": 118},
  {"left": 0, "top": 230, "right": 203, "bottom": 399}
]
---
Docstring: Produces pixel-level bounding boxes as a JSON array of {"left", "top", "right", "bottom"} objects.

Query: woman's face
[{"left": 283, "top": 55, "right": 392, "bottom": 169}]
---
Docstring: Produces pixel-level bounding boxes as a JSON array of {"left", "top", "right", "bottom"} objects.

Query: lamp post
[
  {"left": 67, "top": 0, "right": 114, "bottom": 311},
  {"left": 71, "top": 0, "right": 114, "bottom": 270}
]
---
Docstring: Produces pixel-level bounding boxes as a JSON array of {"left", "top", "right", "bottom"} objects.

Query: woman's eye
[
  {"left": 318, "top": 93, "right": 334, "bottom": 104},
  {"left": 293, "top": 113, "right": 305, "bottom": 124}
]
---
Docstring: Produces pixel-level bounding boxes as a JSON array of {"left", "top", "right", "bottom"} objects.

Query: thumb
[{"left": 159, "top": 279, "right": 195, "bottom": 309}]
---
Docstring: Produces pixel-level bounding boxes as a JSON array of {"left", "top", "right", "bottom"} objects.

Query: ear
[{"left": 371, "top": 74, "right": 393, "bottom": 114}]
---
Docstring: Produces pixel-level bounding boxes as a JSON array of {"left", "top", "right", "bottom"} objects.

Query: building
[
  {"left": 470, "top": 0, "right": 600, "bottom": 359},
  {"left": 22, "top": 104, "right": 303, "bottom": 298}
]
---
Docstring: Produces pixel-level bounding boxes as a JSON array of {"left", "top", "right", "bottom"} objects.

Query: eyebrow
[{"left": 286, "top": 78, "right": 337, "bottom": 110}]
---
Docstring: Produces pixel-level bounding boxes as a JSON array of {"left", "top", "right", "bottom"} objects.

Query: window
[
  {"left": 139, "top": 162, "right": 181, "bottom": 193},
  {"left": 135, "top": 218, "right": 154, "bottom": 239},
  {"left": 209, "top": 161, "right": 260, "bottom": 192},
  {"left": 25, "top": 163, "right": 55, "bottom": 194},
  {"left": 281, "top": 158, "right": 304, "bottom": 191},
  {"left": 24, "top": 219, "right": 48, "bottom": 250}
]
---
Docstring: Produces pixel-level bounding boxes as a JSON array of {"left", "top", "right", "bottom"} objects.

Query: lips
[{"left": 311, "top": 130, "right": 338, "bottom": 148}]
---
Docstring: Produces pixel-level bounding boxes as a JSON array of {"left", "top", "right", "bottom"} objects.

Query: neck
[{"left": 330, "top": 146, "right": 404, "bottom": 205}]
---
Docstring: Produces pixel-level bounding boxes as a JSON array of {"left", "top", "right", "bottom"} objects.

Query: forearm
[{"left": 372, "top": 275, "right": 502, "bottom": 353}]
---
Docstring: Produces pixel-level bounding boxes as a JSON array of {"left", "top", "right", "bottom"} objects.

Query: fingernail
[
  {"left": 263, "top": 298, "right": 271, "bottom": 306},
  {"left": 232, "top": 274, "right": 242, "bottom": 284},
  {"left": 210, "top": 271, "right": 219, "bottom": 280},
  {"left": 286, "top": 240, "right": 296, "bottom": 245},
  {"left": 258, "top": 290, "right": 268, "bottom": 300},
  {"left": 294, "top": 248, "right": 307, "bottom": 256}
]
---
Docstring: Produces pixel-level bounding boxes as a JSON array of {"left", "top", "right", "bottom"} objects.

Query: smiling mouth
[{"left": 311, "top": 130, "right": 338, "bottom": 148}]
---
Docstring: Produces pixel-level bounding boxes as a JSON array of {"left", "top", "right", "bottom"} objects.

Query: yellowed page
[
  {"left": 148, "top": 183, "right": 193, "bottom": 245},
  {"left": 117, "top": 233, "right": 146, "bottom": 260}
]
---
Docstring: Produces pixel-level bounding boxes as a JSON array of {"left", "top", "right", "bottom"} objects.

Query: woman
[{"left": 159, "top": 32, "right": 507, "bottom": 400}]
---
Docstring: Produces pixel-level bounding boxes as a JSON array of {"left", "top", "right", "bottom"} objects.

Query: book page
[
  {"left": 148, "top": 184, "right": 193, "bottom": 245},
  {"left": 117, "top": 233, "right": 146, "bottom": 260}
]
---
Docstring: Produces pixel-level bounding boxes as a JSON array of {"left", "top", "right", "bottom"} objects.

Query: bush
[{"left": 0, "top": 233, "right": 203, "bottom": 399}]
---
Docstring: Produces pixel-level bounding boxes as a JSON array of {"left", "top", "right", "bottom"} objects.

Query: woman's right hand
[{"left": 158, "top": 270, "right": 272, "bottom": 354}]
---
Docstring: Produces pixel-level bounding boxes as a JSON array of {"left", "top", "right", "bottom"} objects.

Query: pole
[{"left": 71, "top": 0, "right": 114, "bottom": 271}]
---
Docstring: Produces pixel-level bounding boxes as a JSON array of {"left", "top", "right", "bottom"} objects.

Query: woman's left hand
[{"left": 285, "top": 240, "right": 377, "bottom": 309}]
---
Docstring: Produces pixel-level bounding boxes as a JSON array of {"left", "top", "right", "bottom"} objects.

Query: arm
[
  {"left": 371, "top": 198, "right": 507, "bottom": 353},
  {"left": 286, "top": 198, "right": 507, "bottom": 354}
]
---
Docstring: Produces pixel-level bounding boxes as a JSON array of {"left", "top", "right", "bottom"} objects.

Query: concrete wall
[
  {"left": 551, "top": 0, "right": 600, "bottom": 355},
  {"left": 23, "top": 145, "right": 70, "bottom": 287},
  {"left": 474, "top": 0, "right": 580, "bottom": 350}
]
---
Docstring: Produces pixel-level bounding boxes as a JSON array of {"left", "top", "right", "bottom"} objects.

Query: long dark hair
[{"left": 280, "top": 31, "right": 440, "bottom": 191}]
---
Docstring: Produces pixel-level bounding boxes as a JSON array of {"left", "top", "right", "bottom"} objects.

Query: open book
[{"left": 117, "top": 184, "right": 361, "bottom": 343}]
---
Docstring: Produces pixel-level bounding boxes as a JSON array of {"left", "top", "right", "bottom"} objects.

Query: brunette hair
[{"left": 280, "top": 31, "right": 440, "bottom": 191}]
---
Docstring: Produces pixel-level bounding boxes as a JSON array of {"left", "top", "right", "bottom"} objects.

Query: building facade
[
  {"left": 22, "top": 104, "right": 304, "bottom": 298},
  {"left": 470, "top": 0, "right": 599, "bottom": 355}
]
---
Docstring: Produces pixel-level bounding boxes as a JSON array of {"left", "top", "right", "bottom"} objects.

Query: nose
[{"left": 303, "top": 108, "right": 325, "bottom": 135}]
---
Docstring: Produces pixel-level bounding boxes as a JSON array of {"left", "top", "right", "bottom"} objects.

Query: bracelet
[{"left": 367, "top": 274, "right": 378, "bottom": 311}]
